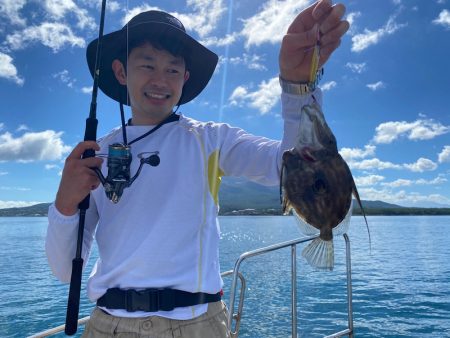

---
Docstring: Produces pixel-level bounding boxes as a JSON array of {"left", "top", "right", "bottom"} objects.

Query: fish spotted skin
[{"left": 281, "top": 102, "right": 369, "bottom": 269}]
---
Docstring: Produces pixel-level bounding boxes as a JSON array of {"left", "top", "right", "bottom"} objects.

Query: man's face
[{"left": 113, "top": 42, "right": 189, "bottom": 125}]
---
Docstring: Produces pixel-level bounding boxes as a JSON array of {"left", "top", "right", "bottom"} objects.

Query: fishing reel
[{"left": 95, "top": 143, "right": 160, "bottom": 203}]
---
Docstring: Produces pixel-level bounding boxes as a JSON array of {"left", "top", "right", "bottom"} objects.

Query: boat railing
[
  {"left": 30, "top": 234, "right": 354, "bottom": 338},
  {"left": 226, "top": 233, "right": 354, "bottom": 338}
]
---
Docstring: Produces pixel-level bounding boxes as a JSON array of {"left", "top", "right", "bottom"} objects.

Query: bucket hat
[{"left": 86, "top": 10, "right": 218, "bottom": 106}]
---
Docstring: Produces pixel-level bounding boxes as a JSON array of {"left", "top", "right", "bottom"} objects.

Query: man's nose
[{"left": 148, "top": 69, "right": 168, "bottom": 86}]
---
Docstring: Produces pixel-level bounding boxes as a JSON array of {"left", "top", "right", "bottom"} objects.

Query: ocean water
[{"left": 0, "top": 215, "right": 449, "bottom": 338}]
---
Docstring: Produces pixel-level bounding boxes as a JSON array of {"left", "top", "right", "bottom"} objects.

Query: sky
[{"left": 0, "top": 0, "right": 449, "bottom": 209}]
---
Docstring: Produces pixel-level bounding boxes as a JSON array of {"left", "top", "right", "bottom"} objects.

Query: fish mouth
[{"left": 300, "top": 147, "right": 316, "bottom": 162}]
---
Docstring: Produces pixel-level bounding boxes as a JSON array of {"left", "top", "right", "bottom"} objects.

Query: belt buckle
[{"left": 126, "top": 289, "right": 159, "bottom": 312}]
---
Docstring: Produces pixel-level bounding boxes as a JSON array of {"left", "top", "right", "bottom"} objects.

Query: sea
[{"left": 1, "top": 215, "right": 449, "bottom": 338}]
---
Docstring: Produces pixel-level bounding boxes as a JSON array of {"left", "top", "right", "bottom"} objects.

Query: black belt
[{"left": 97, "top": 288, "right": 222, "bottom": 312}]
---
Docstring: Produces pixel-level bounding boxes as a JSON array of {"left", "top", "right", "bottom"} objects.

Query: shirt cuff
[{"left": 48, "top": 202, "right": 80, "bottom": 224}]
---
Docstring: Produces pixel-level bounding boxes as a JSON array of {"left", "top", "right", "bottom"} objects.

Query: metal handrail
[
  {"left": 227, "top": 233, "right": 354, "bottom": 338},
  {"left": 28, "top": 317, "right": 90, "bottom": 338}
]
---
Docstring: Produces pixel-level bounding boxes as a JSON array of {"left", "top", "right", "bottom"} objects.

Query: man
[{"left": 46, "top": 1, "right": 349, "bottom": 337}]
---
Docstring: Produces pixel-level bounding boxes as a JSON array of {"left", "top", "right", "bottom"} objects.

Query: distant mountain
[
  {"left": 0, "top": 178, "right": 449, "bottom": 216},
  {"left": 0, "top": 203, "right": 51, "bottom": 217}
]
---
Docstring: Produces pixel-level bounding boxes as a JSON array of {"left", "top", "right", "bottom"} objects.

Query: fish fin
[
  {"left": 293, "top": 211, "right": 320, "bottom": 235},
  {"left": 302, "top": 237, "right": 334, "bottom": 270},
  {"left": 332, "top": 200, "right": 353, "bottom": 236},
  {"left": 352, "top": 182, "right": 372, "bottom": 253}
]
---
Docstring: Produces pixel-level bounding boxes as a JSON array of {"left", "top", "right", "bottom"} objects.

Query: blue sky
[{"left": 0, "top": 0, "right": 449, "bottom": 208}]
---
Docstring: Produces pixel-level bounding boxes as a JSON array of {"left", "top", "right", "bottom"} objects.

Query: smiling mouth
[{"left": 144, "top": 92, "right": 171, "bottom": 100}]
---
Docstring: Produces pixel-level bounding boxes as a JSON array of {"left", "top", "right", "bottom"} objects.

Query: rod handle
[
  {"left": 78, "top": 116, "right": 98, "bottom": 211},
  {"left": 65, "top": 258, "right": 84, "bottom": 335}
]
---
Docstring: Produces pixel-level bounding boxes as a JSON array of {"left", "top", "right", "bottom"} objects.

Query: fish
[{"left": 281, "top": 101, "right": 370, "bottom": 270}]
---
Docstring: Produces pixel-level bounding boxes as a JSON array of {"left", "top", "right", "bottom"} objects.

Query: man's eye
[
  {"left": 168, "top": 69, "right": 180, "bottom": 74},
  {"left": 142, "top": 65, "right": 153, "bottom": 69}
]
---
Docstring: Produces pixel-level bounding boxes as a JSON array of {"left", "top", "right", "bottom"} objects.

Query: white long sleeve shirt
[{"left": 46, "top": 91, "right": 321, "bottom": 320}]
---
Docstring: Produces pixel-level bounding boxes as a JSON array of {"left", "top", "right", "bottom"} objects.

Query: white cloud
[
  {"left": 43, "top": 0, "right": 96, "bottom": 30},
  {"left": 229, "top": 77, "right": 281, "bottom": 115},
  {"left": 53, "top": 69, "right": 76, "bottom": 88},
  {"left": 382, "top": 175, "right": 447, "bottom": 188},
  {"left": 349, "top": 158, "right": 402, "bottom": 171},
  {"left": 433, "top": 9, "right": 450, "bottom": 28},
  {"left": 340, "top": 145, "right": 376, "bottom": 162},
  {"left": 416, "top": 175, "right": 448, "bottom": 185},
  {"left": 346, "top": 62, "right": 366, "bottom": 74},
  {"left": 351, "top": 16, "right": 406, "bottom": 52},
  {"left": 183, "top": 0, "right": 226, "bottom": 37},
  {"left": 201, "top": 33, "right": 239, "bottom": 47},
  {"left": 81, "top": 86, "right": 93, "bottom": 94},
  {"left": 373, "top": 118, "right": 449, "bottom": 144},
  {"left": 354, "top": 174, "right": 385, "bottom": 186},
  {"left": 382, "top": 179, "right": 412, "bottom": 188},
  {"left": 0, "top": 200, "right": 43, "bottom": 209},
  {"left": 0, "top": 171, "right": 8, "bottom": 176},
  {"left": 321, "top": 81, "right": 337, "bottom": 91},
  {"left": 0, "top": 186, "right": 30, "bottom": 191},
  {"left": 6, "top": 22, "right": 85, "bottom": 52},
  {"left": 357, "top": 187, "right": 450, "bottom": 207},
  {"left": 0, "top": 0, "right": 27, "bottom": 26},
  {"left": 241, "top": 0, "right": 311, "bottom": 48},
  {"left": 438, "top": 145, "right": 450, "bottom": 163},
  {"left": 124, "top": 1, "right": 225, "bottom": 38},
  {"left": 227, "top": 53, "right": 267, "bottom": 71},
  {"left": 366, "top": 81, "right": 385, "bottom": 91},
  {"left": 403, "top": 157, "right": 437, "bottom": 172},
  {"left": 78, "top": 0, "right": 120, "bottom": 12},
  {"left": 0, "top": 52, "right": 24, "bottom": 85},
  {"left": 346, "top": 11, "right": 362, "bottom": 35},
  {"left": 16, "top": 124, "right": 29, "bottom": 132},
  {"left": 0, "top": 130, "right": 71, "bottom": 162}
]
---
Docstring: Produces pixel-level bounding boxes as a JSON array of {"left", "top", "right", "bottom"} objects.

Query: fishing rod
[{"left": 65, "top": 0, "right": 107, "bottom": 335}]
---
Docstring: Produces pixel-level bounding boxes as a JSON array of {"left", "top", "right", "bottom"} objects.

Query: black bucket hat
[{"left": 86, "top": 10, "right": 218, "bottom": 106}]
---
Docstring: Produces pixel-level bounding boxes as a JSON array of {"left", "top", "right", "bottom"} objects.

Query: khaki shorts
[{"left": 82, "top": 301, "right": 231, "bottom": 338}]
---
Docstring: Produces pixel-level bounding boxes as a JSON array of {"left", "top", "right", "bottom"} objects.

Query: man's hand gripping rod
[{"left": 65, "top": 0, "right": 107, "bottom": 335}]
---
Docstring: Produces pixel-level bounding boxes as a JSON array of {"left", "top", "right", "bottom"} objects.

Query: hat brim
[{"left": 86, "top": 22, "right": 218, "bottom": 106}]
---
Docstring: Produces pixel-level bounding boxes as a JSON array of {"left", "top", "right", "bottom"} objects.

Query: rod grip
[
  {"left": 78, "top": 116, "right": 98, "bottom": 211},
  {"left": 65, "top": 258, "right": 84, "bottom": 335}
]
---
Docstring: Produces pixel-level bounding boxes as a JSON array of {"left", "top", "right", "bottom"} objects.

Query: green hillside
[{"left": 0, "top": 178, "right": 449, "bottom": 216}]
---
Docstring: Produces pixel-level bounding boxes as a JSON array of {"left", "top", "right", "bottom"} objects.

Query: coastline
[{"left": 2, "top": 202, "right": 450, "bottom": 217}]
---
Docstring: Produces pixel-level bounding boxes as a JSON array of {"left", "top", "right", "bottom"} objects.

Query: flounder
[{"left": 281, "top": 101, "right": 370, "bottom": 270}]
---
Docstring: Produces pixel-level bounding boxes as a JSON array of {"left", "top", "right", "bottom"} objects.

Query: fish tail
[{"left": 302, "top": 238, "right": 334, "bottom": 270}]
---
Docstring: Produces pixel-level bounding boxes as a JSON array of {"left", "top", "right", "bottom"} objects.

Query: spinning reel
[{"left": 95, "top": 143, "right": 160, "bottom": 203}]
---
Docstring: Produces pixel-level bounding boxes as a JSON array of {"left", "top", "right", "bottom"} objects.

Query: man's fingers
[
  {"left": 319, "top": 3, "right": 346, "bottom": 35},
  {"left": 320, "top": 20, "right": 349, "bottom": 46},
  {"left": 312, "top": 0, "right": 333, "bottom": 21},
  {"left": 83, "top": 156, "right": 103, "bottom": 169},
  {"left": 67, "top": 141, "right": 100, "bottom": 160},
  {"left": 287, "top": 1, "right": 323, "bottom": 33},
  {"left": 283, "top": 24, "right": 319, "bottom": 52}
]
